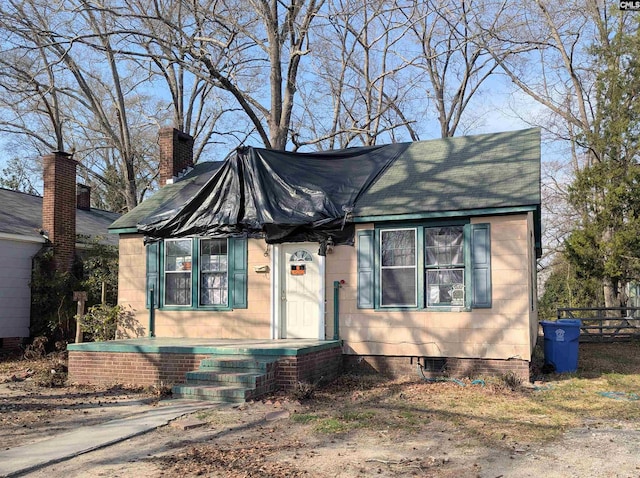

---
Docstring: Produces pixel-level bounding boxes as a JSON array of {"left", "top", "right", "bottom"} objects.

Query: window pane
[
  {"left": 166, "top": 272, "right": 191, "bottom": 305},
  {"left": 290, "top": 250, "right": 313, "bottom": 262},
  {"left": 201, "top": 272, "right": 228, "bottom": 306},
  {"left": 381, "top": 229, "right": 416, "bottom": 266},
  {"left": 381, "top": 268, "right": 416, "bottom": 306},
  {"left": 201, "top": 239, "right": 228, "bottom": 272},
  {"left": 200, "top": 239, "right": 228, "bottom": 306},
  {"left": 426, "top": 226, "right": 463, "bottom": 266},
  {"left": 426, "top": 269, "right": 464, "bottom": 306},
  {"left": 166, "top": 239, "right": 192, "bottom": 271}
]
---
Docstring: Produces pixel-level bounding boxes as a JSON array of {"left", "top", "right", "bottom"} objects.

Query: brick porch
[{"left": 67, "top": 338, "right": 343, "bottom": 395}]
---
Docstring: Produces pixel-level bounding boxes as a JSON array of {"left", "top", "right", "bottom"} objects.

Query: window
[
  {"left": 380, "top": 229, "right": 417, "bottom": 306},
  {"left": 146, "top": 237, "right": 247, "bottom": 310},
  {"left": 290, "top": 250, "right": 313, "bottom": 262},
  {"left": 425, "top": 226, "right": 464, "bottom": 307},
  {"left": 200, "top": 239, "right": 228, "bottom": 306},
  {"left": 357, "top": 222, "right": 491, "bottom": 310},
  {"left": 165, "top": 239, "right": 192, "bottom": 306}
]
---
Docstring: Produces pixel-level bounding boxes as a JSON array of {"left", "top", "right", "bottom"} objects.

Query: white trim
[
  {"left": 270, "top": 244, "right": 281, "bottom": 339},
  {"left": 0, "top": 232, "right": 46, "bottom": 244}
]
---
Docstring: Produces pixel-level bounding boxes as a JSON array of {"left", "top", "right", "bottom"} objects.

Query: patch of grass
[
  {"left": 397, "top": 409, "right": 420, "bottom": 426},
  {"left": 297, "top": 342, "right": 640, "bottom": 447},
  {"left": 291, "top": 413, "right": 319, "bottom": 424},
  {"left": 302, "top": 409, "right": 379, "bottom": 434},
  {"left": 578, "top": 341, "right": 640, "bottom": 376},
  {"left": 340, "top": 409, "right": 375, "bottom": 422},
  {"left": 314, "top": 417, "right": 349, "bottom": 434}
]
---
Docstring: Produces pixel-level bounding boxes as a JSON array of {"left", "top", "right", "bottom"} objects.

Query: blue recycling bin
[{"left": 540, "top": 319, "right": 581, "bottom": 373}]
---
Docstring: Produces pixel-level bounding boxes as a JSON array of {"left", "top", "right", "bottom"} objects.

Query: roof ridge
[{"left": 0, "top": 186, "right": 42, "bottom": 199}]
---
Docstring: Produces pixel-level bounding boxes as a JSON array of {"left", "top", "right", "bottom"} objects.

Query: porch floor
[{"left": 67, "top": 338, "right": 342, "bottom": 357}]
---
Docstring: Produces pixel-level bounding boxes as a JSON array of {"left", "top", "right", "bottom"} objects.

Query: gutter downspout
[
  {"left": 333, "top": 280, "right": 342, "bottom": 340},
  {"left": 149, "top": 287, "right": 156, "bottom": 338}
]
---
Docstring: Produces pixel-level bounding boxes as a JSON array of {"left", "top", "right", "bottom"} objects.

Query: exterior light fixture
[{"left": 326, "top": 236, "right": 335, "bottom": 254}]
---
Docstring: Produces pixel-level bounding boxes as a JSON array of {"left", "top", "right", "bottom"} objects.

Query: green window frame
[
  {"left": 379, "top": 228, "right": 417, "bottom": 307},
  {"left": 357, "top": 222, "right": 491, "bottom": 310},
  {"left": 425, "top": 226, "right": 465, "bottom": 308},
  {"left": 145, "top": 237, "right": 248, "bottom": 310}
]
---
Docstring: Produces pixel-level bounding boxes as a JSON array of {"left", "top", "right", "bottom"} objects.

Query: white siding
[{"left": 0, "top": 239, "right": 42, "bottom": 338}]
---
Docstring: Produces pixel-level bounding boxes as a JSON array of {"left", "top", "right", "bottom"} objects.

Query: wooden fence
[{"left": 556, "top": 307, "right": 640, "bottom": 342}]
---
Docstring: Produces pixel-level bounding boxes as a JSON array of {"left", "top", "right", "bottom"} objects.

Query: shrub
[
  {"left": 290, "top": 381, "right": 316, "bottom": 401},
  {"left": 79, "top": 304, "right": 136, "bottom": 342},
  {"left": 30, "top": 238, "right": 120, "bottom": 343}
]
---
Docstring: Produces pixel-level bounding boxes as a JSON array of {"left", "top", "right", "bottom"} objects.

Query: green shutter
[
  {"left": 471, "top": 223, "right": 491, "bottom": 308},
  {"left": 231, "top": 237, "right": 248, "bottom": 309},
  {"left": 357, "top": 230, "right": 375, "bottom": 309},
  {"left": 146, "top": 241, "right": 160, "bottom": 309}
]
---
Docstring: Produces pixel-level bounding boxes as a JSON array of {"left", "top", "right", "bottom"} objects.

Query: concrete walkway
[{"left": 0, "top": 400, "right": 217, "bottom": 478}]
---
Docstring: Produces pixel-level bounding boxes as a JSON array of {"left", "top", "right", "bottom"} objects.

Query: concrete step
[
  {"left": 171, "top": 384, "right": 252, "bottom": 403},
  {"left": 185, "top": 370, "right": 260, "bottom": 386},
  {"left": 174, "top": 355, "right": 278, "bottom": 403},
  {"left": 198, "top": 356, "right": 273, "bottom": 372}
]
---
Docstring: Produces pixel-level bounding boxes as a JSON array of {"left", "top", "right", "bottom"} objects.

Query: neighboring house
[
  {"left": 110, "top": 127, "right": 541, "bottom": 379},
  {"left": 0, "top": 152, "right": 120, "bottom": 351}
]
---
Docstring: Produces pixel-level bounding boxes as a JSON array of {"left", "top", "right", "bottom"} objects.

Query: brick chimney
[
  {"left": 76, "top": 184, "right": 91, "bottom": 210},
  {"left": 159, "top": 127, "right": 194, "bottom": 186},
  {"left": 42, "top": 151, "right": 77, "bottom": 273}
]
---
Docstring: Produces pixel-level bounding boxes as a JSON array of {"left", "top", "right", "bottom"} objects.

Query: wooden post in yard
[{"left": 73, "top": 291, "right": 88, "bottom": 343}]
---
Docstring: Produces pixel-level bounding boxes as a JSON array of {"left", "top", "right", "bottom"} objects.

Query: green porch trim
[
  {"left": 67, "top": 338, "right": 342, "bottom": 357},
  {"left": 108, "top": 227, "right": 139, "bottom": 234},
  {"left": 352, "top": 205, "right": 538, "bottom": 223}
]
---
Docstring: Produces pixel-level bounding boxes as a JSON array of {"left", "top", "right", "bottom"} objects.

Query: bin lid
[{"left": 557, "top": 319, "right": 582, "bottom": 326}]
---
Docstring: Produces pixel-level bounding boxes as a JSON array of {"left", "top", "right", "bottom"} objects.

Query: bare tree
[
  {"left": 482, "top": 0, "right": 601, "bottom": 155},
  {"left": 485, "top": 1, "right": 639, "bottom": 307},
  {"left": 402, "top": 0, "right": 522, "bottom": 138},
  {"left": 126, "top": 2, "right": 248, "bottom": 162},
  {"left": 119, "top": 0, "right": 325, "bottom": 151},
  {"left": 0, "top": 0, "right": 158, "bottom": 211},
  {"left": 0, "top": 0, "right": 70, "bottom": 152},
  {"left": 294, "top": 0, "right": 419, "bottom": 149}
]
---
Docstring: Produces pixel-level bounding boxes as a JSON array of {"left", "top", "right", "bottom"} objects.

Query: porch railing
[{"left": 556, "top": 307, "right": 640, "bottom": 342}]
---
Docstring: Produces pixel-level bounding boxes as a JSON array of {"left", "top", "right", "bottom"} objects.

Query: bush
[
  {"left": 500, "top": 371, "right": 523, "bottom": 390},
  {"left": 30, "top": 248, "right": 79, "bottom": 341},
  {"left": 290, "top": 381, "right": 316, "bottom": 401},
  {"left": 79, "top": 304, "right": 136, "bottom": 342},
  {"left": 30, "top": 238, "right": 120, "bottom": 343}
]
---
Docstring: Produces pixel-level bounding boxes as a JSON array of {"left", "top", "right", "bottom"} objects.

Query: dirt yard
[{"left": 2, "top": 344, "right": 640, "bottom": 477}]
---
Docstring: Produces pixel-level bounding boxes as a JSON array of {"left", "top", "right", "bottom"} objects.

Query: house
[
  {"left": 0, "top": 152, "right": 120, "bottom": 351},
  {"left": 93, "top": 127, "right": 541, "bottom": 387}
]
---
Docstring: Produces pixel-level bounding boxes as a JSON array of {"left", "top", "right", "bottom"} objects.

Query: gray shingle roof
[
  {"left": 0, "top": 188, "right": 121, "bottom": 245},
  {"left": 353, "top": 128, "right": 541, "bottom": 218},
  {"left": 112, "top": 128, "right": 540, "bottom": 233}
]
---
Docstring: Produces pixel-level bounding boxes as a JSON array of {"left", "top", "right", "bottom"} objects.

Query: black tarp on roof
[{"left": 137, "top": 143, "right": 409, "bottom": 249}]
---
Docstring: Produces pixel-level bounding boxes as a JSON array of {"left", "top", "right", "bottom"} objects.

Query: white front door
[{"left": 280, "top": 243, "right": 323, "bottom": 339}]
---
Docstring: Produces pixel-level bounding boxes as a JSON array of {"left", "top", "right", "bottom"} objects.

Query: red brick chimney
[
  {"left": 159, "top": 128, "right": 194, "bottom": 186},
  {"left": 42, "top": 151, "right": 77, "bottom": 273},
  {"left": 76, "top": 184, "right": 91, "bottom": 211}
]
